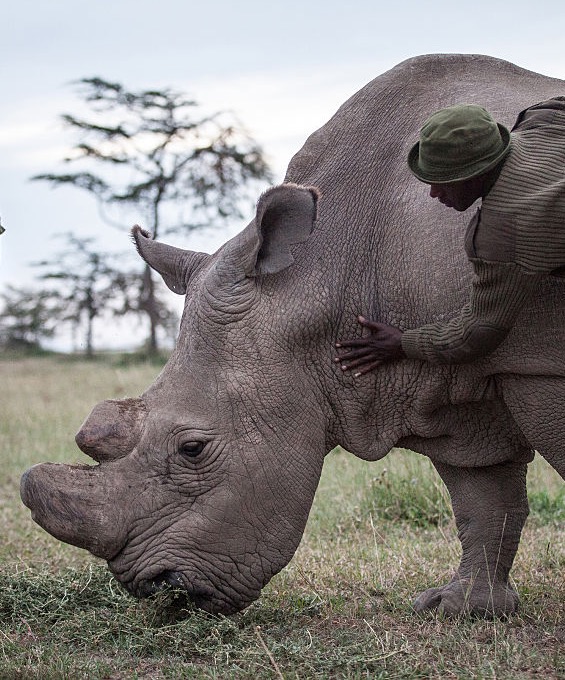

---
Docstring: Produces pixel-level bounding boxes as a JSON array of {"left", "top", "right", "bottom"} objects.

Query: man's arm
[
  {"left": 400, "top": 260, "right": 543, "bottom": 364},
  {"left": 335, "top": 260, "right": 543, "bottom": 373}
]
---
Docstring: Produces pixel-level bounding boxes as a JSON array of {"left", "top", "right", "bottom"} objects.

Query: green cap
[{"left": 407, "top": 104, "right": 511, "bottom": 184}]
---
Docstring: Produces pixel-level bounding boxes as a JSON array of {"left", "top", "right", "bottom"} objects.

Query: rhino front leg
[{"left": 414, "top": 459, "right": 530, "bottom": 617}]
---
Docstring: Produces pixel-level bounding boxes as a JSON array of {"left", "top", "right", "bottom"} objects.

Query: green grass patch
[
  {"left": 528, "top": 488, "right": 565, "bottom": 524},
  {"left": 356, "top": 453, "right": 452, "bottom": 527}
]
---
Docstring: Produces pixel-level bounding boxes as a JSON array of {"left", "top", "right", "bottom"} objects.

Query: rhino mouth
[{"left": 113, "top": 568, "right": 243, "bottom": 615}]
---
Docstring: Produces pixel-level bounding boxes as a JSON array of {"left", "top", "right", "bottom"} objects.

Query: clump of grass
[
  {"left": 528, "top": 488, "right": 565, "bottom": 524},
  {"left": 346, "top": 449, "right": 563, "bottom": 530},
  {"left": 355, "top": 451, "right": 452, "bottom": 528},
  {"left": 0, "top": 564, "right": 239, "bottom": 676}
]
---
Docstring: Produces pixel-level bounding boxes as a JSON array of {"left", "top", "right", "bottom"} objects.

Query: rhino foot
[{"left": 413, "top": 578, "right": 519, "bottom": 618}]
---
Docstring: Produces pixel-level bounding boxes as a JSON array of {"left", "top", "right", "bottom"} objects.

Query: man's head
[
  {"left": 408, "top": 104, "right": 511, "bottom": 211},
  {"left": 426, "top": 176, "right": 488, "bottom": 212}
]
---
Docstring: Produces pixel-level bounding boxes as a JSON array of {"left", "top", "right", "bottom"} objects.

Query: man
[{"left": 336, "top": 99, "right": 565, "bottom": 375}]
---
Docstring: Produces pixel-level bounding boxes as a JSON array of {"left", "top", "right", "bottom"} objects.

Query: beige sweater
[{"left": 402, "top": 97, "right": 565, "bottom": 364}]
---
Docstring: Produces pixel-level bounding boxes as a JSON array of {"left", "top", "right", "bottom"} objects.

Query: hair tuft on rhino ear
[
  {"left": 130, "top": 225, "right": 210, "bottom": 295},
  {"left": 131, "top": 224, "right": 153, "bottom": 246}
]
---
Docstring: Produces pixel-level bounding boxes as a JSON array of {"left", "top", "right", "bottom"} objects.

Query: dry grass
[{"left": 0, "top": 356, "right": 563, "bottom": 678}]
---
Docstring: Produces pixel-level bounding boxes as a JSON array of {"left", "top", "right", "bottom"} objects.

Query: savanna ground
[{"left": 0, "top": 356, "right": 563, "bottom": 679}]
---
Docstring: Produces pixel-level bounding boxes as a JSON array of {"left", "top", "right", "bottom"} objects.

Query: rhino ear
[
  {"left": 131, "top": 226, "right": 210, "bottom": 294},
  {"left": 246, "top": 183, "right": 320, "bottom": 276}
]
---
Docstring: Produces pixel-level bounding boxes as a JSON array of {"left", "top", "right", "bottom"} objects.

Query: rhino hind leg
[{"left": 414, "top": 459, "right": 529, "bottom": 617}]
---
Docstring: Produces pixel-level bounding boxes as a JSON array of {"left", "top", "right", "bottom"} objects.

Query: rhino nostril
[{"left": 142, "top": 571, "right": 217, "bottom": 608}]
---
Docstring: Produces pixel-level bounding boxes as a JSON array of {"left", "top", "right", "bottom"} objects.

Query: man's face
[{"left": 429, "top": 177, "right": 483, "bottom": 212}]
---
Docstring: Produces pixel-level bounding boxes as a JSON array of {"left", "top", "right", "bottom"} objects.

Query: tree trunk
[
  {"left": 85, "top": 291, "right": 94, "bottom": 358},
  {"left": 85, "top": 315, "right": 94, "bottom": 357},
  {"left": 142, "top": 263, "right": 159, "bottom": 356}
]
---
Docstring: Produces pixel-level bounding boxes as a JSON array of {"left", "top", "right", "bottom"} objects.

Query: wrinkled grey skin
[{"left": 21, "top": 54, "right": 565, "bottom": 617}]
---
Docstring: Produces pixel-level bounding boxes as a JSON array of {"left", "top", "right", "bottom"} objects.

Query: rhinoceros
[{"left": 21, "top": 54, "right": 565, "bottom": 617}]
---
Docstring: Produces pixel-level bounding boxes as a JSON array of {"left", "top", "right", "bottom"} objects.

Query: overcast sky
[{"left": 2, "top": 0, "right": 565, "bottom": 349}]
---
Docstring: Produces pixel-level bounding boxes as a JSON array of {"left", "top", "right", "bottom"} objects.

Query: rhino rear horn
[
  {"left": 75, "top": 398, "right": 146, "bottom": 462},
  {"left": 131, "top": 226, "right": 210, "bottom": 294}
]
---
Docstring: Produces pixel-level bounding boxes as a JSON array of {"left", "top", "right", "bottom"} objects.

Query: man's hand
[{"left": 335, "top": 316, "right": 405, "bottom": 376}]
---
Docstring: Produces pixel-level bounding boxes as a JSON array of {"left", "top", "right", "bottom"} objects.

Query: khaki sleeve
[{"left": 401, "top": 260, "right": 544, "bottom": 364}]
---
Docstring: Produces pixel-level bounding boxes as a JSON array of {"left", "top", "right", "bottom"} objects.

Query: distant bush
[{"left": 0, "top": 338, "right": 55, "bottom": 359}]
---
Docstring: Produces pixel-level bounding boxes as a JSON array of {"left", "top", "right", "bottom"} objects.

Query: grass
[{"left": 0, "top": 357, "right": 563, "bottom": 678}]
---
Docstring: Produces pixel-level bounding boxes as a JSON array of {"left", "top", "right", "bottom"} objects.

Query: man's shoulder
[
  {"left": 512, "top": 97, "right": 565, "bottom": 131},
  {"left": 485, "top": 123, "right": 565, "bottom": 213},
  {"left": 466, "top": 97, "right": 565, "bottom": 273}
]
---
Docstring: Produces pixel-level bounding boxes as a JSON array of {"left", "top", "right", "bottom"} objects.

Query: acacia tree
[
  {"left": 0, "top": 285, "right": 62, "bottom": 350},
  {"left": 33, "top": 78, "right": 272, "bottom": 353},
  {"left": 33, "top": 233, "right": 172, "bottom": 356}
]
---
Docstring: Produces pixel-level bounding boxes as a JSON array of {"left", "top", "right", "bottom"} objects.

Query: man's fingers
[
  {"left": 335, "top": 317, "right": 403, "bottom": 375},
  {"left": 354, "top": 360, "right": 382, "bottom": 376},
  {"left": 357, "top": 316, "right": 383, "bottom": 332},
  {"left": 336, "top": 337, "right": 367, "bottom": 348},
  {"left": 338, "top": 354, "right": 377, "bottom": 371},
  {"left": 336, "top": 318, "right": 383, "bottom": 349},
  {"left": 335, "top": 338, "right": 372, "bottom": 349},
  {"left": 334, "top": 347, "right": 374, "bottom": 363}
]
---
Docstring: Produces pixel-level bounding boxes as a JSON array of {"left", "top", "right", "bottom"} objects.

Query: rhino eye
[{"left": 179, "top": 441, "right": 205, "bottom": 458}]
